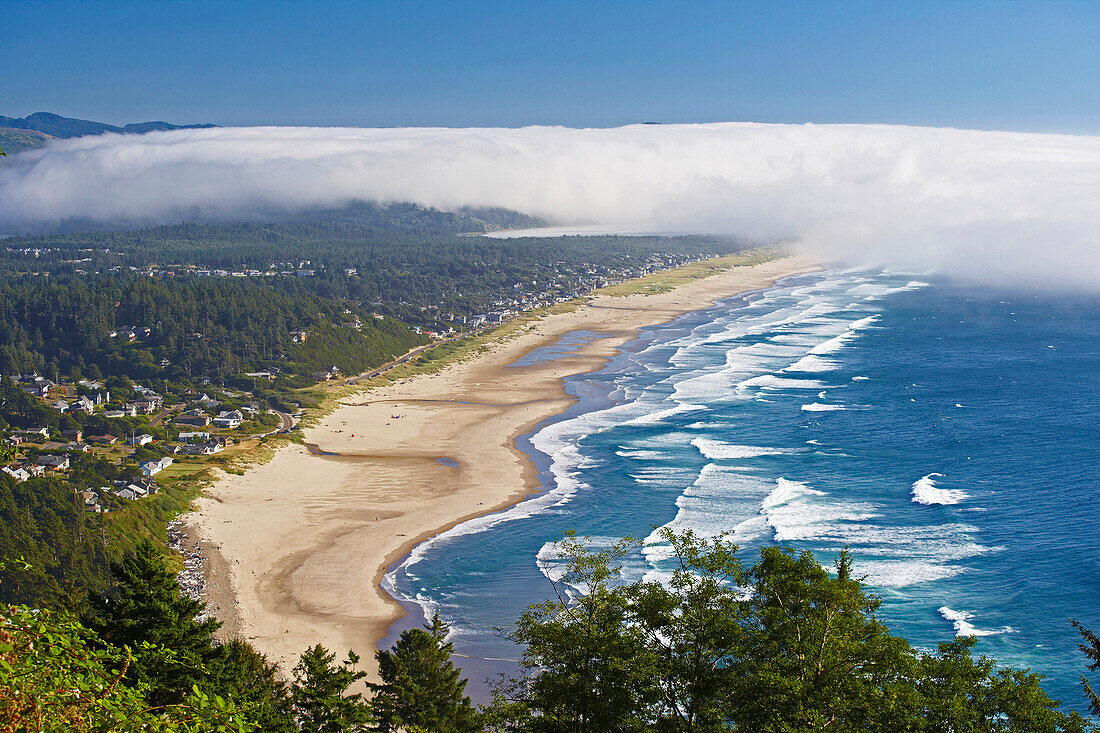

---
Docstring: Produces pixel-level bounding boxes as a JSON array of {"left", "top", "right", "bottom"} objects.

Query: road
[
  {"left": 346, "top": 334, "right": 467, "bottom": 384},
  {"left": 271, "top": 409, "right": 294, "bottom": 432},
  {"left": 252, "top": 408, "right": 295, "bottom": 437}
]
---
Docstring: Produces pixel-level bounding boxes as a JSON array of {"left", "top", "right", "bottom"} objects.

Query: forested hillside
[
  {"left": 0, "top": 274, "right": 426, "bottom": 381},
  {"left": 1, "top": 202, "right": 752, "bottom": 326}
]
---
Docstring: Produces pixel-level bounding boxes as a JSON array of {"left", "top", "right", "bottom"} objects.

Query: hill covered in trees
[{"left": 0, "top": 202, "right": 754, "bottom": 379}]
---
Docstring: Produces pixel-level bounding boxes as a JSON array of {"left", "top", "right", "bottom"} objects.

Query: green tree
[
  {"left": 625, "top": 529, "right": 748, "bottom": 732},
  {"left": 206, "top": 638, "right": 296, "bottom": 732},
  {"left": 0, "top": 602, "right": 254, "bottom": 732},
  {"left": 86, "top": 539, "right": 222, "bottom": 706},
  {"left": 290, "top": 644, "right": 373, "bottom": 733},
  {"left": 371, "top": 613, "right": 481, "bottom": 732},
  {"left": 490, "top": 531, "right": 1093, "bottom": 732},
  {"left": 728, "top": 546, "right": 920, "bottom": 731},
  {"left": 493, "top": 533, "right": 655, "bottom": 732},
  {"left": 1072, "top": 619, "right": 1100, "bottom": 715},
  {"left": 919, "top": 637, "right": 1092, "bottom": 732}
]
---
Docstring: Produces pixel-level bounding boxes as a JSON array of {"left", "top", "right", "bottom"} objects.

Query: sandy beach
[{"left": 183, "top": 255, "right": 819, "bottom": 678}]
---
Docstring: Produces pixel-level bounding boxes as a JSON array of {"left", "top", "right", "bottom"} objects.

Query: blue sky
[{"left": 2, "top": 0, "right": 1097, "bottom": 132}]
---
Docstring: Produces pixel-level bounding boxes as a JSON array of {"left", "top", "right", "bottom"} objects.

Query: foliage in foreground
[
  {"left": 0, "top": 603, "right": 251, "bottom": 732},
  {"left": 489, "top": 529, "right": 1096, "bottom": 732},
  {"left": 2, "top": 532, "right": 1098, "bottom": 732}
]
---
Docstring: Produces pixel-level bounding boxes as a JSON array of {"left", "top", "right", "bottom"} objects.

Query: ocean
[{"left": 384, "top": 267, "right": 1100, "bottom": 708}]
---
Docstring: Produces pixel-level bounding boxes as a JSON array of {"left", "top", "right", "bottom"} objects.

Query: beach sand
[{"left": 183, "top": 256, "right": 818, "bottom": 678}]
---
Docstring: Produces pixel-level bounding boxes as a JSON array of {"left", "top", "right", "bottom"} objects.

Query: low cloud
[{"left": 1, "top": 122, "right": 1097, "bottom": 289}]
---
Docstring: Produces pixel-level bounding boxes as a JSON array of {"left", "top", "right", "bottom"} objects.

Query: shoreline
[{"left": 182, "top": 255, "right": 820, "bottom": 679}]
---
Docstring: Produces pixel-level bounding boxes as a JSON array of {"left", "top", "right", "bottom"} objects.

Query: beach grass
[
  {"left": 166, "top": 249, "right": 790, "bottom": 503},
  {"left": 597, "top": 246, "right": 787, "bottom": 297}
]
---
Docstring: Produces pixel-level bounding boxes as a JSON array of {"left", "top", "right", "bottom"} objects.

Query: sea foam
[
  {"left": 938, "top": 607, "right": 1014, "bottom": 637},
  {"left": 691, "top": 438, "right": 791, "bottom": 460},
  {"left": 911, "top": 473, "right": 969, "bottom": 505},
  {"left": 801, "top": 402, "right": 850, "bottom": 411}
]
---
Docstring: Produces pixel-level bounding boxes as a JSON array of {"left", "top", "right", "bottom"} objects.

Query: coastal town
[
  {"left": 0, "top": 250, "right": 709, "bottom": 525},
  {"left": 0, "top": 370, "right": 287, "bottom": 514}
]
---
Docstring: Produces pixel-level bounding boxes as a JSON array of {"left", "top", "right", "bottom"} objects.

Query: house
[
  {"left": 139, "top": 456, "right": 173, "bottom": 477},
  {"left": 290, "top": 330, "right": 309, "bottom": 343},
  {"left": 89, "top": 435, "right": 118, "bottom": 446},
  {"left": 59, "top": 442, "right": 91, "bottom": 453},
  {"left": 132, "top": 476, "right": 159, "bottom": 494},
  {"left": 3, "top": 436, "right": 23, "bottom": 447},
  {"left": 73, "top": 396, "right": 96, "bottom": 414},
  {"left": 311, "top": 365, "right": 341, "bottom": 381},
  {"left": 179, "top": 440, "right": 225, "bottom": 456},
  {"left": 115, "top": 487, "right": 139, "bottom": 501},
  {"left": 197, "top": 394, "right": 220, "bottom": 408},
  {"left": 132, "top": 398, "right": 161, "bottom": 414},
  {"left": 117, "top": 404, "right": 141, "bottom": 417},
  {"left": 212, "top": 410, "right": 243, "bottom": 429},
  {"left": 51, "top": 400, "right": 70, "bottom": 413},
  {"left": 60, "top": 429, "right": 83, "bottom": 442},
  {"left": 177, "top": 431, "right": 211, "bottom": 443},
  {"left": 129, "top": 434, "right": 154, "bottom": 446},
  {"left": 174, "top": 410, "right": 211, "bottom": 427},
  {"left": 79, "top": 489, "right": 103, "bottom": 512},
  {"left": 2, "top": 466, "right": 30, "bottom": 482},
  {"left": 15, "top": 427, "right": 49, "bottom": 439},
  {"left": 36, "top": 455, "right": 70, "bottom": 470}
]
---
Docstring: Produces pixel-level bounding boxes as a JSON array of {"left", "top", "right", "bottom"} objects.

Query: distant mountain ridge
[{"left": 0, "top": 111, "right": 215, "bottom": 139}]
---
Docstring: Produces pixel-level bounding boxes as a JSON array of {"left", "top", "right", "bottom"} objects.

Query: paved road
[
  {"left": 272, "top": 409, "right": 293, "bottom": 432},
  {"left": 252, "top": 408, "right": 295, "bottom": 437}
]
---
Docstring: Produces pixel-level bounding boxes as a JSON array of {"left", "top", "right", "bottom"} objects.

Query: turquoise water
[{"left": 385, "top": 268, "right": 1100, "bottom": 707}]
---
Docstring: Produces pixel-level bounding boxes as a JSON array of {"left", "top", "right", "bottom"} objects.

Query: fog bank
[{"left": 1, "top": 122, "right": 1097, "bottom": 289}]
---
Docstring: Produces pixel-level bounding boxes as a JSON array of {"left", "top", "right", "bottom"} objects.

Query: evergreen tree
[
  {"left": 372, "top": 613, "right": 482, "bottom": 732},
  {"left": 290, "top": 644, "right": 373, "bottom": 733},
  {"left": 0, "top": 603, "right": 256, "bottom": 732},
  {"left": 207, "top": 638, "right": 296, "bottom": 732},
  {"left": 86, "top": 539, "right": 222, "bottom": 706},
  {"left": 1072, "top": 620, "right": 1100, "bottom": 715}
]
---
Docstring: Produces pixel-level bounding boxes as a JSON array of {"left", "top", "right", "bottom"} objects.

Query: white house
[
  {"left": 129, "top": 433, "right": 154, "bottom": 446},
  {"left": 139, "top": 456, "right": 173, "bottom": 477},
  {"left": 212, "top": 410, "right": 243, "bottom": 429},
  {"left": 2, "top": 466, "right": 30, "bottom": 482}
]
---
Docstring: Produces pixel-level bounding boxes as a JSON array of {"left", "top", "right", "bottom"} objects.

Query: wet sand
[{"left": 183, "top": 256, "right": 819, "bottom": 677}]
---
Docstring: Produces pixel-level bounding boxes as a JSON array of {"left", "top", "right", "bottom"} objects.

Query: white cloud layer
[{"left": 1, "top": 122, "right": 1098, "bottom": 289}]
